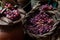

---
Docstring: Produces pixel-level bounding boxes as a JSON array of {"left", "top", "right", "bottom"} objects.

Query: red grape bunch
[
  {"left": 26, "top": 11, "right": 54, "bottom": 35},
  {"left": 40, "top": 4, "right": 53, "bottom": 11},
  {"left": 2, "top": 3, "right": 21, "bottom": 21},
  {"left": 4, "top": 3, "right": 13, "bottom": 8}
]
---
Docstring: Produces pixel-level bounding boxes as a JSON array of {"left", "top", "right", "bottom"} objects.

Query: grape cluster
[
  {"left": 3, "top": 3, "right": 21, "bottom": 21},
  {"left": 40, "top": 4, "right": 53, "bottom": 11},
  {"left": 4, "top": 9, "right": 20, "bottom": 21},
  {"left": 26, "top": 11, "right": 54, "bottom": 35},
  {"left": 4, "top": 3, "right": 13, "bottom": 8}
]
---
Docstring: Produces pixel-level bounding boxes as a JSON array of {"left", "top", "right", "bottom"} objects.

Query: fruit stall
[{"left": 0, "top": 0, "right": 60, "bottom": 40}]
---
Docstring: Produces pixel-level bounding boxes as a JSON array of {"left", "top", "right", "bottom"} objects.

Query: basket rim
[
  {"left": 0, "top": 13, "right": 25, "bottom": 26},
  {"left": 26, "top": 21, "right": 59, "bottom": 37}
]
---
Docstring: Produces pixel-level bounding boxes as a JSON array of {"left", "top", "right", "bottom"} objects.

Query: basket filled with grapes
[
  {"left": 0, "top": 1, "right": 25, "bottom": 40},
  {"left": 24, "top": 4, "right": 59, "bottom": 38},
  {"left": 0, "top": 2, "right": 25, "bottom": 26}
]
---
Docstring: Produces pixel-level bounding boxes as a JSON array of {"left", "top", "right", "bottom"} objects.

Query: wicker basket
[
  {"left": 24, "top": 3, "right": 60, "bottom": 39},
  {"left": 0, "top": 8, "right": 25, "bottom": 40}
]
